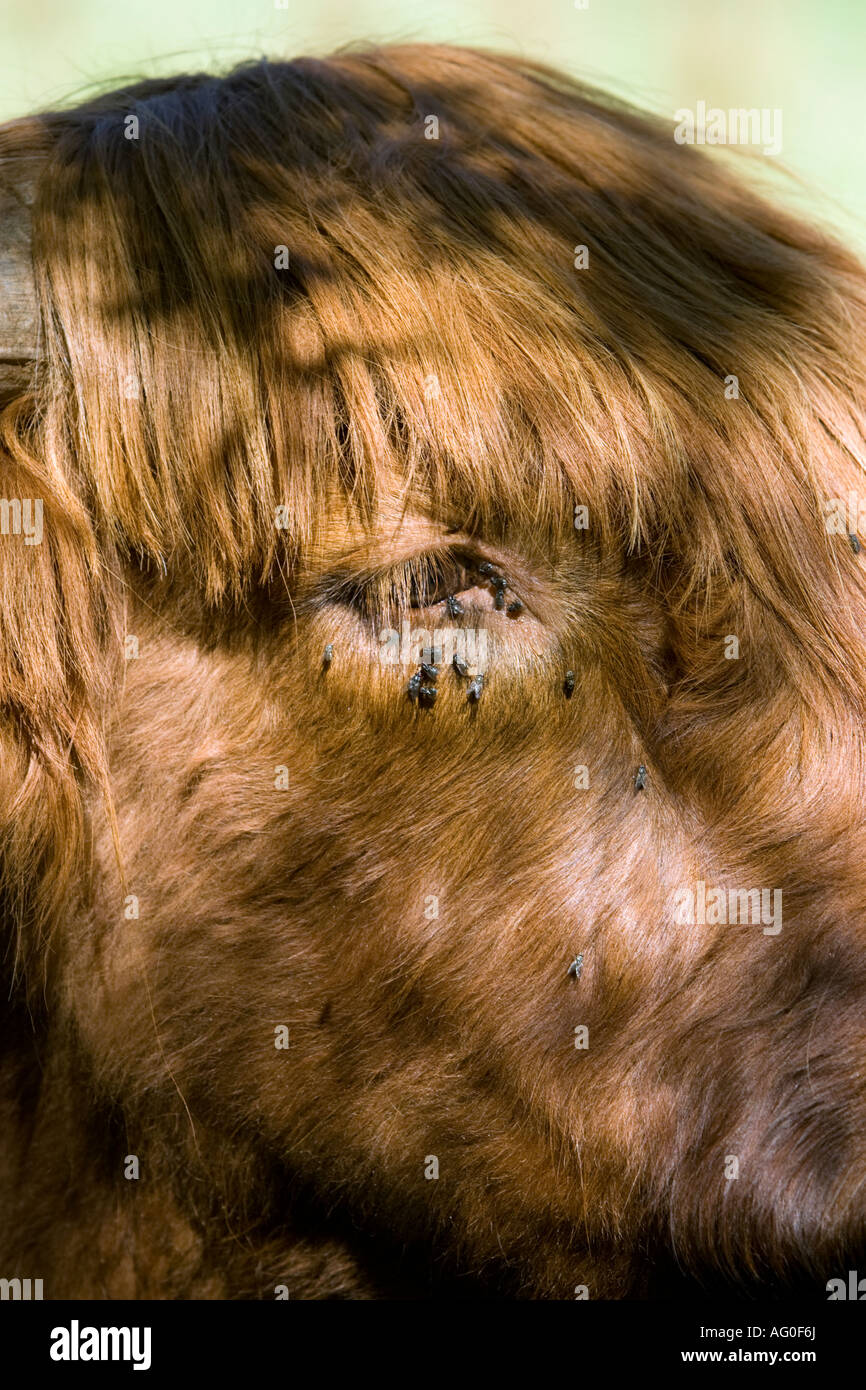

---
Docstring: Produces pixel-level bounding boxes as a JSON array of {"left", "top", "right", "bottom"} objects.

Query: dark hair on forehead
[{"left": 2, "top": 44, "right": 865, "bottom": 607}]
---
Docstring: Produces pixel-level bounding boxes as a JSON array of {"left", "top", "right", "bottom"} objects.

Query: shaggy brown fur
[{"left": 1, "top": 43, "right": 866, "bottom": 1299}]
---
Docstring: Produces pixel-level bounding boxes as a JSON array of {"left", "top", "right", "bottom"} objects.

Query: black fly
[{"left": 467, "top": 674, "right": 484, "bottom": 702}]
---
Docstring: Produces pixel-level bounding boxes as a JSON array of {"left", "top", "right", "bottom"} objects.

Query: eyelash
[{"left": 327, "top": 547, "right": 476, "bottom": 619}]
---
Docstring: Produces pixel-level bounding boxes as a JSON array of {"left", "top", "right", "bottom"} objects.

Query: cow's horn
[{"left": 0, "top": 173, "right": 38, "bottom": 405}]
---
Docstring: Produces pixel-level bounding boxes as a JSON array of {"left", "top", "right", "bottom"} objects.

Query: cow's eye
[
  {"left": 327, "top": 546, "right": 487, "bottom": 619},
  {"left": 400, "top": 550, "right": 473, "bottom": 609}
]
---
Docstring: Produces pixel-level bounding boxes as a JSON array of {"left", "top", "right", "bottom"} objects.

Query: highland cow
[{"left": 1, "top": 44, "right": 866, "bottom": 1300}]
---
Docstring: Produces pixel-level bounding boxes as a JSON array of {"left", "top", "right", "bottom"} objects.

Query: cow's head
[{"left": 2, "top": 45, "right": 866, "bottom": 1298}]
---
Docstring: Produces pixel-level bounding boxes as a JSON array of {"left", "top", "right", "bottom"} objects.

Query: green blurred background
[{"left": 1, "top": 0, "right": 864, "bottom": 251}]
